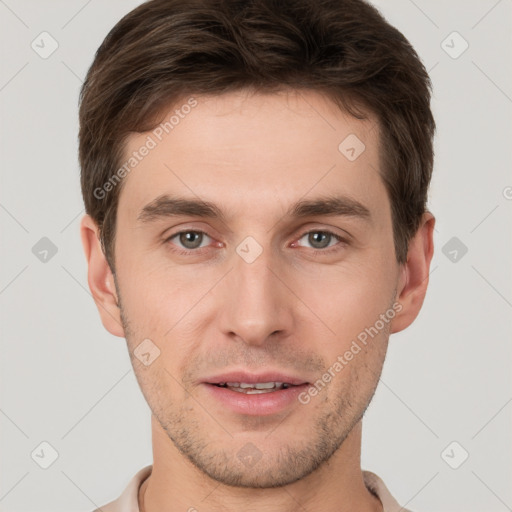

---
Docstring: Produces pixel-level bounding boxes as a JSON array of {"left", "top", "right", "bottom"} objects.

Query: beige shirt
[{"left": 93, "top": 465, "right": 413, "bottom": 512}]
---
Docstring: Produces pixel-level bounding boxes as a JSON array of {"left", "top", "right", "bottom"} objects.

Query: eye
[
  {"left": 164, "top": 228, "right": 348, "bottom": 256},
  {"left": 165, "top": 230, "right": 213, "bottom": 254},
  {"left": 294, "top": 230, "right": 347, "bottom": 253}
]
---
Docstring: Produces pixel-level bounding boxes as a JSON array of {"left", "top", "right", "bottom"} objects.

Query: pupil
[
  {"left": 180, "top": 232, "right": 202, "bottom": 249},
  {"left": 310, "top": 232, "right": 329, "bottom": 249}
]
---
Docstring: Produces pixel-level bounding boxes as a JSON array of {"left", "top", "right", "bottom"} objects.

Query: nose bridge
[{"left": 220, "top": 236, "right": 292, "bottom": 345}]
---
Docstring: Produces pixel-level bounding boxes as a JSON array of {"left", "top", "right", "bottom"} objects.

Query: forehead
[{"left": 117, "top": 89, "right": 386, "bottom": 222}]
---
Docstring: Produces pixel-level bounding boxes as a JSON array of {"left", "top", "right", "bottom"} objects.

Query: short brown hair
[{"left": 79, "top": 0, "right": 435, "bottom": 271}]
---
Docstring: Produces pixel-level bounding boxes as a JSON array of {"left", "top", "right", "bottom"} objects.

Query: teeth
[
  {"left": 234, "top": 388, "right": 273, "bottom": 394},
  {"left": 242, "top": 382, "right": 276, "bottom": 389},
  {"left": 216, "top": 381, "right": 293, "bottom": 392}
]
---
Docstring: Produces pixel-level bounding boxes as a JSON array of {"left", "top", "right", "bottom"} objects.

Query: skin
[{"left": 81, "top": 88, "right": 435, "bottom": 512}]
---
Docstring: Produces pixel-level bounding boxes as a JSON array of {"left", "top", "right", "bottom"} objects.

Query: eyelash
[{"left": 164, "top": 229, "right": 348, "bottom": 256}]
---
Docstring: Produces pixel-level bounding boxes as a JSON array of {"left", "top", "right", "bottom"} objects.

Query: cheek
[
  {"left": 117, "top": 263, "right": 212, "bottom": 373},
  {"left": 117, "top": 253, "right": 195, "bottom": 319},
  {"left": 293, "top": 262, "right": 394, "bottom": 395},
  {"left": 302, "top": 262, "right": 395, "bottom": 340}
]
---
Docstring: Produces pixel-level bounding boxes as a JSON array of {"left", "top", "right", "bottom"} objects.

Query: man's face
[{"left": 113, "top": 89, "right": 401, "bottom": 487}]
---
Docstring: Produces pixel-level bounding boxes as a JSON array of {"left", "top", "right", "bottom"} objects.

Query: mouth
[
  {"left": 201, "top": 371, "right": 310, "bottom": 415},
  {"left": 212, "top": 381, "right": 300, "bottom": 394}
]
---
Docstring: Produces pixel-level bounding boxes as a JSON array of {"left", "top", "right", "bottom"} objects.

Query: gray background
[{"left": 1, "top": 1, "right": 511, "bottom": 511}]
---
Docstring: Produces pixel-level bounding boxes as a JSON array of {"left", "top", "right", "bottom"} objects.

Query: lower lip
[{"left": 202, "top": 383, "right": 309, "bottom": 416}]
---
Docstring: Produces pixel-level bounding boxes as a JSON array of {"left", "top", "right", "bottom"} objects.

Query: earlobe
[
  {"left": 80, "top": 214, "right": 125, "bottom": 338},
  {"left": 391, "top": 212, "right": 435, "bottom": 334}
]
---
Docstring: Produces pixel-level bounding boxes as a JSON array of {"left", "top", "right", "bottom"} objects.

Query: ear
[
  {"left": 391, "top": 211, "right": 435, "bottom": 334},
  {"left": 80, "top": 214, "right": 125, "bottom": 338}
]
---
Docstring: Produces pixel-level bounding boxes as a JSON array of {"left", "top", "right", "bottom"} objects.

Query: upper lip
[{"left": 203, "top": 370, "right": 309, "bottom": 386}]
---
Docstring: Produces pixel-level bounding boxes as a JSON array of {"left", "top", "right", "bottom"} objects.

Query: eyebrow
[{"left": 136, "top": 193, "right": 372, "bottom": 225}]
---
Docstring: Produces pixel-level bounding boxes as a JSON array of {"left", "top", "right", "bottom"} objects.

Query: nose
[{"left": 218, "top": 242, "right": 295, "bottom": 347}]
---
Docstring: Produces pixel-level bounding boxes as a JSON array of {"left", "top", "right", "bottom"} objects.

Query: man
[{"left": 79, "top": 0, "right": 435, "bottom": 510}]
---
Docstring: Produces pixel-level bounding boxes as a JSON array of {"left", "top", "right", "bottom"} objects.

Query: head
[{"left": 79, "top": 0, "right": 435, "bottom": 488}]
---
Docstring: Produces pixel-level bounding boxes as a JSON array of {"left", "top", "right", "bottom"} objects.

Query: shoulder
[
  {"left": 362, "top": 470, "right": 415, "bottom": 512},
  {"left": 90, "top": 465, "right": 153, "bottom": 512}
]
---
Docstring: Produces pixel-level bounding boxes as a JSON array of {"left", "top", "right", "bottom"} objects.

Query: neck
[{"left": 140, "top": 415, "right": 382, "bottom": 512}]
